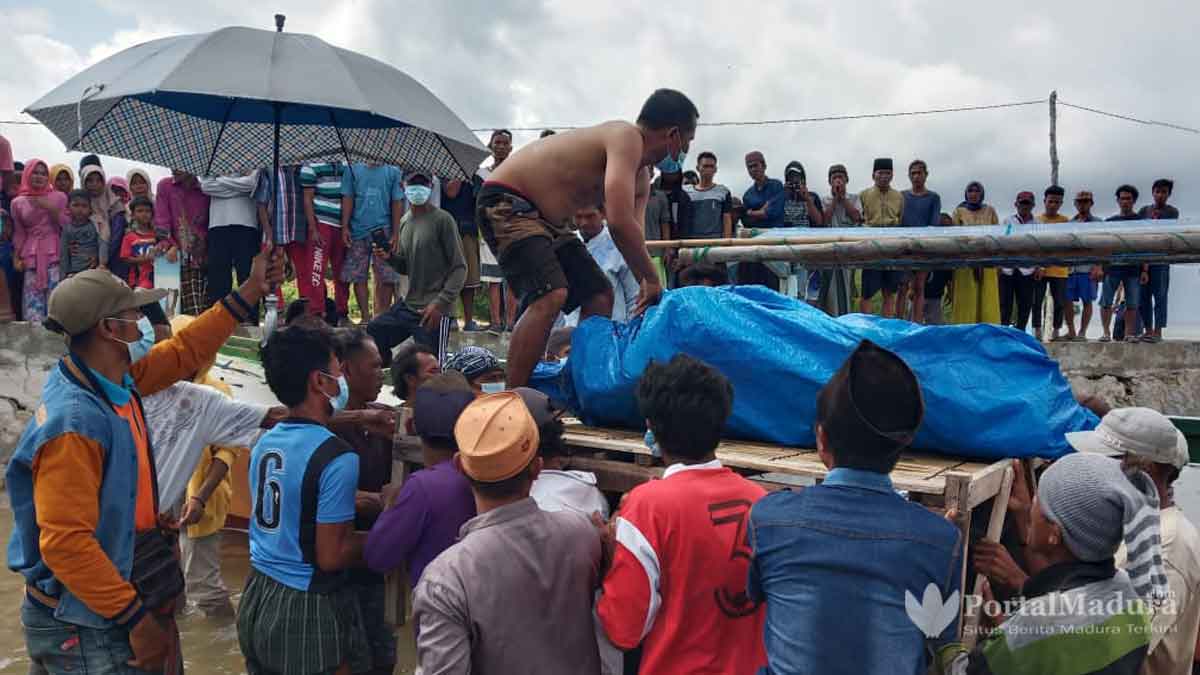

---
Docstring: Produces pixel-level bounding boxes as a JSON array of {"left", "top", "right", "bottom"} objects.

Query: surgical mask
[
  {"left": 656, "top": 133, "right": 687, "bottom": 174},
  {"left": 320, "top": 372, "right": 350, "bottom": 413},
  {"left": 481, "top": 381, "right": 506, "bottom": 394},
  {"left": 108, "top": 316, "right": 155, "bottom": 365},
  {"left": 644, "top": 428, "right": 662, "bottom": 458},
  {"left": 405, "top": 185, "right": 432, "bottom": 206}
]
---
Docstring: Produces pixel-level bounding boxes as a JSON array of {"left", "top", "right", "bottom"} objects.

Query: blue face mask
[
  {"left": 481, "top": 381, "right": 505, "bottom": 394},
  {"left": 108, "top": 316, "right": 156, "bottom": 365},
  {"left": 644, "top": 428, "right": 662, "bottom": 458},
  {"left": 656, "top": 132, "right": 687, "bottom": 174},
  {"left": 321, "top": 372, "right": 350, "bottom": 413},
  {"left": 405, "top": 184, "right": 432, "bottom": 206}
]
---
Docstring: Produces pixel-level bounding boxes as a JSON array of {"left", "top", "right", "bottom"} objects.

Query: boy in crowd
[
  {"left": 366, "top": 170, "right": 465, "bottom": 367},
  {"left": 1064, "top": 190, "right": 1103, "bottom": 340},
  {"left": 365, "top": 372, "right": 476, "bottom": 588},
  {"left": 414, "top": 392, "right": 604, "bottom": 674},
  {"left": 1035, "top": 185, "right": 1070, "bottom": 341},
  {"left": 901, "top": 160, "right": 941, "bottom": 323},
  {"left": 599, "top": 355, "right": 767, "bottom": 674},
  {"left": 1137, "top": 178, "right": 1178, "bottom": 343},
  {"left": 749, "top": 340, "right": 961, "bottom": 674},
  {"left": 443, "top": 345, "right": 505, "bottom": 394},
  {"left": 859, "top": 158, "right": 904, "bottom": 317},
  {"left": 237, "top": 321, "right": 370, "bottom": 675},
  {"left": 999, "top": 192, "right": 1039, "bottom": 331},
  {"left": 339, "top": 161, "right": 404, "bottom": 321},
  {"left": 120, "top": 196, "right": 159, "bottom": 290},
  {"left": 1101, "top": 185, "right": 1144, "bottom": 342},
  {"left": 59, "top": 190, "right": 101, "bottom": 277}
]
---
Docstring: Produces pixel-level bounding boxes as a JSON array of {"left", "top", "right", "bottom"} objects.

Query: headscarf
[
  {"left": 958, "top": 181, "right": 985, "bottom": 211},
  {"left": 126, "top": 168, "right": 155, "bottom": 203},
  {"left": 108, "top": 176, "right": 131, "bottom": 203},
  {"left": 80, "top": 164, "right": 124, "bottom": 243},
  {"left": 18, "top": 160, "right": 55, "bottom": 197},
  {"left": 48, "top": 164, "right": 75, "bottom": 194}
]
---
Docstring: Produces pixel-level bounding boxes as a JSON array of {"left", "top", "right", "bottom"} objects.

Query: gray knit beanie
[{"left": 1038, "top": 453, "right": 1168, "bottom": 601}]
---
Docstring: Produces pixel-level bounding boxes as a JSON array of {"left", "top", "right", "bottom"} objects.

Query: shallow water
[{"left": 0, "top": 502, "right": 417, "bottom": 674}]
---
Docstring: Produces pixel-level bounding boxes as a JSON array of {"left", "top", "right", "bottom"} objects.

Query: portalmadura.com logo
[{"left": 905, "top": 582, "right": 1179, "bottom": 637}]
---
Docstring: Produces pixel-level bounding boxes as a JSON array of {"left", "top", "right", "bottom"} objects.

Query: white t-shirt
[
  {"left": 143, "top": 380, "right": 269, "bottom": 510},
  {"left": 531, "top": 469, "right": 610, "bottom": 519},
  {"left": 476, "top": 166, "right": 502, "bottom": 274}
]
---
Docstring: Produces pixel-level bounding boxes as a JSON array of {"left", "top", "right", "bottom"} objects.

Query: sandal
[{"left": 1099, "top": 335, "right": 1112, "bottom": 343}]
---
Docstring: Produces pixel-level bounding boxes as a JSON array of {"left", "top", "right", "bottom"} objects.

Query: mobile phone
[{"left": 370, "top": 229, "right": 390, "bottom": 250}]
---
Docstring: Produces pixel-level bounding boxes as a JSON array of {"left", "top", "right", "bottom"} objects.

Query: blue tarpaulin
[{"left": 557, "top": 285, "right": 1096, "bottom": 461}]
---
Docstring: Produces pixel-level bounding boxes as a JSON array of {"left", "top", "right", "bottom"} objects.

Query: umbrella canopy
[{"left": 24, "top": 26, "right": 489, "bottom": 179}]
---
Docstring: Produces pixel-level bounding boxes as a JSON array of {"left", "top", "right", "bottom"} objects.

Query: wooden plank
[
  {"left": 963, "top": 465, "right": 1014, "bottom": 647},
  {"left": 964, "top": 459, "right": 1015, "bottom": 509},
  {"left": 943, "top": 473, "right": 974, "bottom": 641}
]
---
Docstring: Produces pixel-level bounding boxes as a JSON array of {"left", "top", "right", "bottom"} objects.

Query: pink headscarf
[
  {"left": 108, "top": 176, "right": 131, "bottom": 203},
  {"left": 18, "top": 160, "right": 54, "bottom": 198}
]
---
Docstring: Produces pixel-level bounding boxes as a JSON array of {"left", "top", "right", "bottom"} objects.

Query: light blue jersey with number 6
[{"left": 248, "top": 419, "right": 359, "bottom": 592}]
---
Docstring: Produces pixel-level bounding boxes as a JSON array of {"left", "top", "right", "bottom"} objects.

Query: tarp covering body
[{"left": 557, "top": 285, "right": 1096, "bottom": 461}]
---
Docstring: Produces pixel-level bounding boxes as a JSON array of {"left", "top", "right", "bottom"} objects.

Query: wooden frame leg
[{"left": 960, "top": 465, "right": 1014, "bottom": 646}]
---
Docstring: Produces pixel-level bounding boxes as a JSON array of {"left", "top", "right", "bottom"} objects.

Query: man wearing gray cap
[
  {"left": 1069, "top": 407, "right": 1200, "bottom": 675},
  {"left": 7, "top": 249, "right": 281, "bottom": 673}
]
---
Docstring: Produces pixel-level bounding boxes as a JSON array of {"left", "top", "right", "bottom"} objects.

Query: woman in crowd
[
  {"left": 127, "top": 167, "right": 155, "bottom": 202},
  {"left": 10, "top": 160, "right": 67, "bottom": 321},
  {"left": 949, "top": 181, "right": 1000, "bottom": 324},
  {"left": 108, "top": 176, "right": 131, "bottom": 204},
  {"left": 80, "top": 163, "right": 128, "bottom": 270},
  {"left": 48, "top": 163, "right": 75, "bottom": 195}
]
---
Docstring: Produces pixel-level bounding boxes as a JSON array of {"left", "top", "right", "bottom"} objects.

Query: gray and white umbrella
[{"left": 24, "top": 24, "right": 488, "bottom": 179}]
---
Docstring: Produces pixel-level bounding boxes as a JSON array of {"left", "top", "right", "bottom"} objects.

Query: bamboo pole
[{"left": 677, "top": 230, "right": 1200, "bottom": 268}]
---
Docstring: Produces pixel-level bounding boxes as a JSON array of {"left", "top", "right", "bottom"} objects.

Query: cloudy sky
[{"left": 2, "top": 0, "right": 1198, "bottom": 216}]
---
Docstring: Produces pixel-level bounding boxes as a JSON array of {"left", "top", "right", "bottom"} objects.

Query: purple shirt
[
  {"left": 364, "top": 459, "right": 475, "bottom": 585},
  {"left": 154, "top": 177, "right": 210, "bottom": 266}
]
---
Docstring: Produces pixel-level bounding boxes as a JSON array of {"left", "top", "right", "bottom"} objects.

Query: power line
[
  {"left": 1057, "top": 100, "right": 1200, "bottom": 135},
  {"left": 468, "top": 99, "right": 1048, "bottom": 132},
  {"left": 2, "top": 97, "right": 1197, "bottom": 136}
]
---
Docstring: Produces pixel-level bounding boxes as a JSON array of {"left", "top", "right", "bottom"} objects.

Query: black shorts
[
  {"left": 861, "top": 269, "right": 905, "bottom": 299},
  {"left": 500, "top": 235, "right": 612, "bottom": 315}
]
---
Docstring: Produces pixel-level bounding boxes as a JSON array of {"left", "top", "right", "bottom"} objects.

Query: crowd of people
[
  {"left": 2, "top": 88, "right": 1197, "bottom": 675},
  {"left": 1, "top": 126, "right": 1181, "bottom": 352},
  {"left": 9, "top": 258, "right": 1197, "bottom": 674}
]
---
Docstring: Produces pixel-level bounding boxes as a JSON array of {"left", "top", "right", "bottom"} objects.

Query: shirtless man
[{"left": 477, "top": 88, "right": 699, "bottom": 387}]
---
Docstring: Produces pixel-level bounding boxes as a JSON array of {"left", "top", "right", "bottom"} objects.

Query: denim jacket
[
  {"left": 748, "top": 467, "right": 963, "bottom": 675},
  {"left": 6, "top": 356, "right": 149, "bottom": 629}
]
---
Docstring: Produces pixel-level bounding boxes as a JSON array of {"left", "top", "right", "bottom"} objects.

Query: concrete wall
[
  {"left": 1047, "top": 341, "right": 1200, "bottom": 417},
  {"left": 0, "top": 323, "right": 67, "bottom": 459}
]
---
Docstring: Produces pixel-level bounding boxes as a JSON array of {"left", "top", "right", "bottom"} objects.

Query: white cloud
[{"left": 0, "top": 0, "right": 1196, "bottom": 214}]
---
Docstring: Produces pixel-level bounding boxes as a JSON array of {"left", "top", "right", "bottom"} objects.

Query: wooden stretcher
[{"left": 386, "top": 421, "right": 1016, "bottom": 642}]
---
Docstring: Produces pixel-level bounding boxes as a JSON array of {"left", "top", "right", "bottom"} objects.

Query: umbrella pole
[{"left": 261, "top": 105, "right": 282, "bottom": 348}]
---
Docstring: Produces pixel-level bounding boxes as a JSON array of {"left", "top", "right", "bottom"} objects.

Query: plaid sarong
[
  {"left": 237, "top": 569, "right": 372, "bottom": 675},
  {"left": 179, "top": 266, "right": 210, "bottom": 316}
]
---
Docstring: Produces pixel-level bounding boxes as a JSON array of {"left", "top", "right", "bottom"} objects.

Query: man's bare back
[{"left": 488, "top": 121, "right": 650, "bottom": 228}]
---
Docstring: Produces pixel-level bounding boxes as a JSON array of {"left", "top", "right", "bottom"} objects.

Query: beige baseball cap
[
  {"left": 1066, "top": 407, "right": 1189, "bottom": 469},
  {"left": 454, "top": 392, "right": 539, "bottom": 482},
  {"left": 47, "top": 269, "right": 167, "bottom": 336}
]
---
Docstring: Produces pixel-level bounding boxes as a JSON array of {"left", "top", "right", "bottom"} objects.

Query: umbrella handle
[{"left": 75, "top": 84, "right": 105, "bottom": 148}]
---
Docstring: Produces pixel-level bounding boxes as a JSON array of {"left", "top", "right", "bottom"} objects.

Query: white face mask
[{"left": 481, "top": 381, "right": 505, "bottom": 394}]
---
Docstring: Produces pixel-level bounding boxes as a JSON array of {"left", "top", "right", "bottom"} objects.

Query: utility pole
[{"left": 1049, "top": 90, "right": 1059, "bottom": 187}]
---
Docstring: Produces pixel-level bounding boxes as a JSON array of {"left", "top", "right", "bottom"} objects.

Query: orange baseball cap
[{"left": 453, "top": 392, "right": 540, "bottom": 482}]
